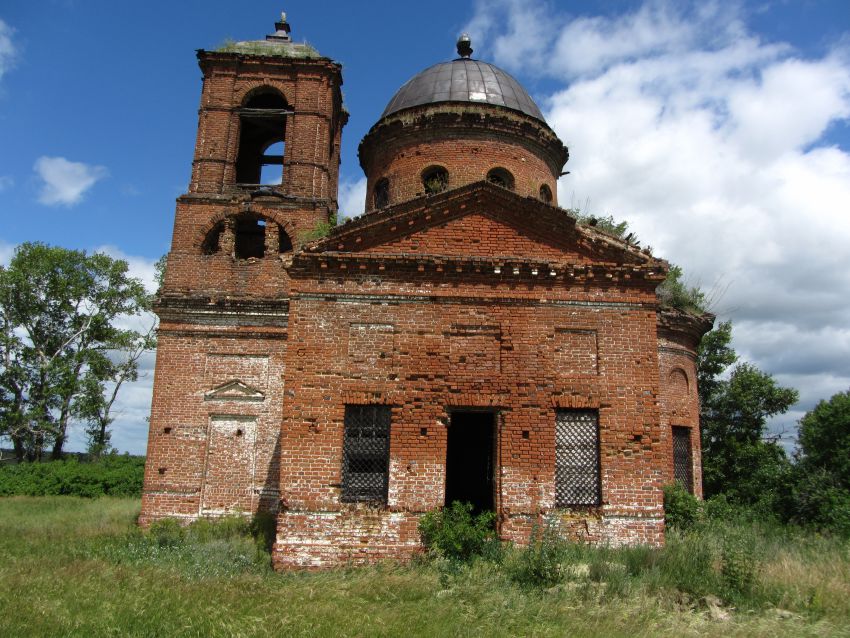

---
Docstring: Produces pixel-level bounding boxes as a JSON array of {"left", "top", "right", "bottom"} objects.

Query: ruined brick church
[{"left": 141, "top": 16, "right": 712, "bottom": 569}]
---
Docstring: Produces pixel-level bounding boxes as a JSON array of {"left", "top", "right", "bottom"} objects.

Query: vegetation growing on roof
[
  {"left": 215, "top": 38, "right": 320, "bottom": 59},
  {"left": 572, "top": 210, "right": 630, "bottom": 240},
  {"left": 571, "top": 209, "right": 710, "bottom": 315},
  {"left": 300, "top": 213, "right": 338, "bottom": 243},
  {"left": 657, "top": 264, "right": 709, "bottom": 314}
]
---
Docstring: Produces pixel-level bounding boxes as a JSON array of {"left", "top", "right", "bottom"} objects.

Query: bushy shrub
[
  {"left": 418, "top": 501, "right": 497, "bottom": 562},
  {"left": 0, "top": 455, "right": 145, "bottom": 498},
  {"left": 785, "top": 467, "right": 850, "bottom": 537},
  {"left": 663, "top": 482, "right": 702, "bottom": 531},
  {"left": 702, "top": 493, "right": 736, "bottom": 522},
  {"left": 505, "top": 523, "right": 567, "bottom": 588}
]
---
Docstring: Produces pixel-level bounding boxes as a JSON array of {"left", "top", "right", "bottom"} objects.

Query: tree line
[{"left": 0, "top": 243, "right": 157, "bottom": 461}]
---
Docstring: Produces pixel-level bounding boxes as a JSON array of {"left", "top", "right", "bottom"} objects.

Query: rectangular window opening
[
  {"left": 555, "top": 409, "right": 601, "bottom": 507},
  {"left": 341, "top": 405, "right": 391, "bottom": 503},
  {"left": 672, "top": 425, "right": 694, "bottom": 494}
]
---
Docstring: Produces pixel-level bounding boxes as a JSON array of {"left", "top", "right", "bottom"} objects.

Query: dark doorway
[{"left": 445, "top": 411, "right": 495, "bottom": 514}]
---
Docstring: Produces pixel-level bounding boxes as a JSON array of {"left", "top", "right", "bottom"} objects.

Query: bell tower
[
  {"left": 140, "top": 16, "right": 346, "bottom": 525},
  {"left": 162, "top": 14, "right": 346, "bottom": 300}
]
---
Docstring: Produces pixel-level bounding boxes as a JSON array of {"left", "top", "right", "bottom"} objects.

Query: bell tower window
[
  {"left": 422, "top": 166, "right": 448, "bottom": 195},
  {"left": 202, "top": 215, "right": 292, "bottom": 259},
  {"left": 234, "top": 217, "right": 266, "bottom": 259},
  {"left": 487, "top": 167, "right": 514, "bottom": 190},
  {"left": 373, "top": 178, "right": 390, "bottom": 209},
  {"left": 260, "top": 141, "right": 285, "bottom": 185},
  {"left": 235, "top": 90, "right": 290, "bottom": 185}
]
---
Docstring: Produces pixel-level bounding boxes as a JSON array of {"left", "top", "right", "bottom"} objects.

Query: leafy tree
[
  {"left": 697, "top": 321, "right": 737, "bottom": 407},
  {"left": 698, "top": 322, "right": 798, "bottom": 505},
  {"left": 796, "top": 389, "right": 850, "bottom": 488},
  {"left": 0, "top": 243, "right": 154, "bottom": 461}
]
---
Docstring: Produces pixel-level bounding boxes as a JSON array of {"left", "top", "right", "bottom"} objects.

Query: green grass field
[{"left": 0, "top": 497, "right": 848, "bottom": 637}]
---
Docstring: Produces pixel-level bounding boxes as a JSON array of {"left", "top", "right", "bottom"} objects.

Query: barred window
[
  {"left": 672, "top": 426, "right": 693, "bottom": 493},
  {"left": 341, "top": 405, "right": 391, "bottom": 503},
  {"left": 555, "top": 410, "right": 601, "bottom": 507}
]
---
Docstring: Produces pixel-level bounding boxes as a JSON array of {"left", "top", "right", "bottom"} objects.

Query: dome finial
[{"left": 457, "top": 33, "right": 473, "bottom": 59}]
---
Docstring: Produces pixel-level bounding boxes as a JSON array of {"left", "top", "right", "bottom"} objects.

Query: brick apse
[{"left": 141, "top": 17, "right": 713, "bottom": 569}]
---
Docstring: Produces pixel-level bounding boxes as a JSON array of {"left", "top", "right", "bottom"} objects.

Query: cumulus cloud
[
  {"left": 0, "top": 19, "right": 16, "bottom": 82},
  {"left": 0, "top": 238, "right": 14, "bottom": 266},
  {"left": 34, "top": 156, "right": 108, "bottom": 207},
  {"left": 339, "top": 176, "right": 367, "bottom": 219},
  {"left": 467, "top": 0, "right": 850, "bottom": 443}
]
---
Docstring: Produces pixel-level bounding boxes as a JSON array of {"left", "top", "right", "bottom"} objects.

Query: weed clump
[
  {"left": 505, "top": 523, "right": 567, "bottom": 588},
  {"left": 418, "top": 501, "right": 498, "bottom": 562}
]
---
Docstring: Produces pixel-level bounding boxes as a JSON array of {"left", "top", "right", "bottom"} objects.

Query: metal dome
[{"left": 380, "top": 58, "right": 545, "bottom": 122}]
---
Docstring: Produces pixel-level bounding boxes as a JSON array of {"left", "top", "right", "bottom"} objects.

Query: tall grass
[{"left": 0, "top": 496, "right": 847, "bottom": 637}]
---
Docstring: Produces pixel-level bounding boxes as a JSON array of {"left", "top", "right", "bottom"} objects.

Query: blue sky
[{"left": 1, "top": 1, "right": 849, "bottom": 454}]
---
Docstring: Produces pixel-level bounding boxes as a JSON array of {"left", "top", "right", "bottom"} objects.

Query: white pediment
[{"left": 204, "top": 380, "right": 265, "bottom": 402}]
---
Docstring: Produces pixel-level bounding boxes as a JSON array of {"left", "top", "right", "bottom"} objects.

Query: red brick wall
[
  {"left": 274, "top": 263, "right": 666, "bottom": 568},
  {"left": 191, "top": 53, "right": 344, "bottom": 201},
  {"left": 361, "top": 213, "right": 586, "bottom": 261},
  {"left": 657, "top": 314, "right": 706, "bottom": 499},
  {"left": 140, "top": 327, "right": 286, "bottom": 523}
]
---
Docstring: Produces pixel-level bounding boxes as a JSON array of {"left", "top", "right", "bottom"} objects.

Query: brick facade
[{"left": 141, "top": 19, "right": 713, "bottom": 569}]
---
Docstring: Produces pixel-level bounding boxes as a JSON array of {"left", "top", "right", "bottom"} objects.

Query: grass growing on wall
[{"left": 0, "top": 496, "right": 848, "bottom": 637}]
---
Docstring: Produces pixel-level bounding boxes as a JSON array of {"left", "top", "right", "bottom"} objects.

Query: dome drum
[
  {"left": 360, "top": 51, "right": 568, "bottom": 211},
  {"left": 359, "top": 104, "right": 567, "bottom": 209}
]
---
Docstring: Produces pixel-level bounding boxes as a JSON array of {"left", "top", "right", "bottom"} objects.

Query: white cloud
[
  {"left": 468, "top": 0, "right": 850, "bottom": 444},
  {"left": 339, "top": 176, "right": 367, "bottom": 219},
  {"left": 34, "top": 156, "right": 108, "bottom": 207},
  {"left": 0, "top": 175, "right": 12, "bottom": 192},
  {"left": 0, "top": 238, "right": 14, "bottom": 266},
  {"left": 0, "top": 19, "right": 16, "bottom": 82},
  {"left": 464, "top": 0, "right": 557, "bottom": 72}
]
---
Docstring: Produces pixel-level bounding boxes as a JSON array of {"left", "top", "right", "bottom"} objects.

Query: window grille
[
  {"left": 672, "top": 426, "right": 693, "bottom": 493},
  {"left": 555, "top": 410, "right": 601, "bottom": 507},
  {"left": 342, "top": 405, "right": 391, "bottom": 503}
]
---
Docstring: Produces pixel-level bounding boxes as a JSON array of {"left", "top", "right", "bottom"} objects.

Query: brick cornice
[
  {"left": 289, "top": 251, "right": 665, "bottom": 287},
  {"left": 197, "top": 50, "right": 342, "bottom": 76},
  {"left": 657, "top": 307, "right": 715, "bottom": 351}
]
